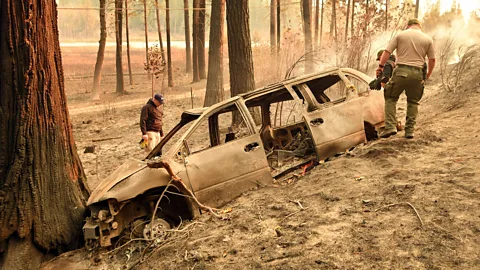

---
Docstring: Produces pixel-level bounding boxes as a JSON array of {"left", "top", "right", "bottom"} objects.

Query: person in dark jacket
[
  {"left": 369, "top": 50, "right": 396, "bottom": 90},
  {"left": 140, "top": 93, "right": 164, "bottom": 152}
]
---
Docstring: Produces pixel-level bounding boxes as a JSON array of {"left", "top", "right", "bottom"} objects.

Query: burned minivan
[{"left": 83, "top": 68, "right": 384, "bottom": 246}]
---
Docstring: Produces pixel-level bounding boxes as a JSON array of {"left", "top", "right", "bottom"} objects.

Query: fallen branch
[
  {"left": 289, "top": 199, "right": 304, "bottom": 210},
  {"left": 92, "top": 136, "right": 123, "bottom": 142},
  {"left": 375, "top": 202, "right": 424, "bottom": 227},
  {"left": 281, "top": 207, "right": 309, "bottom": 223}
]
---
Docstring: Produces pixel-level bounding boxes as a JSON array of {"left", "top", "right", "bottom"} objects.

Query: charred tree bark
[
  {"left": 204, "top": 0, "right": 225, "bottom": 107},
  {"left": 270, "top": 0, "right": 277, "bottom": 54},
  {"left": 143, "top": 0, "right": 150, "bottom": 77},
  {"left": 0, "top": 0, "right": 89, "bottom": 267},
  {"left": 125, "top": 0, "right": 133, "bottom": 85},
  {"left": 184, "top": 0, "right": 192, "bottom": 72},
  {"left": 92, "top": 0, "right": 107, "bottom": 100},
  {"left": 198, "top": 0, "right": 206, "bottom": 79},
  {"left": 192, "top": 0, "right": 200, "bottom": 82},
  {"left": 166, "top": 0, "right": 174, "bottom": 87},
  {"left": 155, "top": 0, "right": 166, "bottom": 65},
  {"left": 115, "top": 0, "right": 124, "bottom": 93},
  {"left": 301, "top": 0, "right": 313, "bottom": 72},
  {"left": 226, "top": 0, "right": 256, "bottom": 124},
  {"left": 314, "top": 0, "right": 319, "bottom": 48}
]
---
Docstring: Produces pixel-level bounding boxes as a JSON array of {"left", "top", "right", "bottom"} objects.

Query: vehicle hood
[
  {"left": 87, "top": 158, "right": 148, "bottom": 205},
  {"left": 87, "top": 158, "right": 189, "bottom": 205}
]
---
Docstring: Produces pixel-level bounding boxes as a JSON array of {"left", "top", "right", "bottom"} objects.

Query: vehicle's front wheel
[{"left": 143, "top": 218, "right": 171, "bottom": 240}]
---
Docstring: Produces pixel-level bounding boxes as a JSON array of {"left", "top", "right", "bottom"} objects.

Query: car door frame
[
  {"left": 181, "top": 98, "right": 272, "bottom": 207},
  {"left": 284, "top": 69, "right": 367, "bottom": 161}
]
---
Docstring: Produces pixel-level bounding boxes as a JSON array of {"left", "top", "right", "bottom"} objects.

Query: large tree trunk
[
  {"left": 184, "top": 0, "right": 192, "bottom": 72},
  {"left": 192, "top": 0, "right": 200, "bottom": 82},
  {"left": 198, "top": 0, "right": 206, "bottom": 79},
  {"left": 226, "top": 0, "right": 256, "bottom": 124},
  {"left": 0, "top": 0, "right": 89, "bottom": 268},
  {"left": 143, "top": 0, "right": 150, "bottom": 77},
  {"left": 92, "top": 0, "right": 107, "bottom": 100},
  {"left": 115, "top": 0, "right": 124, "bottom": 93},
  {"left": 155, "top": 0, "right": 166, "bottom": 65},
  {"left": 204, "top": 0, "right": 225, "bottom": 107},
  {"left": 125, "top": 0, "right": 133, "bottom": 85},
  {"left": 166, "top": 0, "right": 174, "bottom": 87},
  {"left": 301, "top": 0, "right": 312, "bottom": 72},
  {"left": 270, "top": 0, "right": 277, "bottom": 54}
]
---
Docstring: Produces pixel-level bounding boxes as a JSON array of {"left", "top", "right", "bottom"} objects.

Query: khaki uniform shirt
[{"left": 386, "top": 27, "right": 435, "bottom": 68}]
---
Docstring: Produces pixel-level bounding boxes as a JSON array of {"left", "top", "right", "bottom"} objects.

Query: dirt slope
[{"left": 42, "top": 84, "right": 480, "bottom": 270}]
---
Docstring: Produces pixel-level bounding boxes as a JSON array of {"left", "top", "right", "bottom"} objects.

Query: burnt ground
[{"left": 41, "top": 75, "right": 480, "bottom": 269}]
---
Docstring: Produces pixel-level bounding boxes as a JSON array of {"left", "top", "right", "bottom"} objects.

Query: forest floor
[{"left": 41, "top": 53, "right": 480, "bottom": 269}]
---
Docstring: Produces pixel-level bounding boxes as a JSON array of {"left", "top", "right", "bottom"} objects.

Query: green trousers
[{"left": 383, "top": 65, "right": 424, "bottom": 136}]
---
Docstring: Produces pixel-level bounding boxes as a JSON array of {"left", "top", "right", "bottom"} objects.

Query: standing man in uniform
[
  {"left": 140, "top": 93, "right": 164, "bottom": 152},
  {"left": 376, "top": 18, "right": 436, "bottom": 139}
]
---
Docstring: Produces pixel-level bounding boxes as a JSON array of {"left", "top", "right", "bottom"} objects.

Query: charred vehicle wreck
[{"left": 83, "top": 68, "right": 385, "bottom": 247}]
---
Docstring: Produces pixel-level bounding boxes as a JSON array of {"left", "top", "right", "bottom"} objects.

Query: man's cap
[
  {"left": 154, "top": 93, "right": 164, "bottom": 104},
  {"left": 407, "top": 18, "right": 421, "bottom": 26},
  {"left": 376, "top": 50, "right": 385, "bottom": 61}
]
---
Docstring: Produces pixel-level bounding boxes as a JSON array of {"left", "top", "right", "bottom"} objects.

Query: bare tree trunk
[
  {"left": 320, "top": 0, "right": 324, "bottom": 46},
  {"left": 226, "top": 0, "right": 256, "bottom": 123},
  {"left": 166, "top": 0, "right": 174, "bottom": 87},
  {"left": 314, "top": 0, "right": 319, "bottom": 48},
  {"left": 144, "top": 0, "right": 150, "bottom": 77},
  {"left": 92, "top": 0, "right": 107, "bottom": 100},
  {"left": 192, "top": 0, "right": 200, "bottom": 82},
  {"left": 155, "top": 0, "right": 166, "bottom": 64},
  {"left": 115, "top": 0, "right": 124, "bottom": 93},
  {"left": 351, "top": 0, "right": 355, "bottom": 37},
  {"left": 0, "top": 1, "right": 89, "bottom": 268},
  {"left": 125, "top": 0, "right": 133, "bottom": 85},
  {"left": 184, "top": 0, "right": 192, "bottom": 72},
  {"left": 204, "top": 0, "right": 226, "bottom": 107},
  {"left": 385, "top": 0, "right": 389, "bottom": 30},
  {"left": 332, "top": 0, "right": 337, "bottom": 43},
  {"left": 345, "top": 0, "right": 350, "bottom": 41},
  {"left": 302, "top": 0, "right": 313, "bottom": 72},
  {"left": 270, "top": 0, "right": 277, "bottom": 54},
  {"left": 364, "top": 0, "right": 369, "bottom": 35},
  {"left": 198, "top": 0, "right": 207, "bottom": 79},
  {"left": 276, "top": 0, "right": 281, "bottom": 54},
  {"left": 415, "top": 0, "right": 419, "bottom": 18}
]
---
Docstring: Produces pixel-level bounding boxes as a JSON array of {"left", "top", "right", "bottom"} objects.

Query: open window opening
[
  {"left": 246, "top": 88, "right": 316, "bottom": 177},
  {"left": 182, "top": 103, "right": 251, "bottom": 157},
  {"left": 304, "top": 74, "right": 349, "bottom": 104}
]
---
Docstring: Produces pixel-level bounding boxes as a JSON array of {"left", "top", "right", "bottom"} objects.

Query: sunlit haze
[{"left": 420, "top": 0, "right": 480, "bottom": 22}]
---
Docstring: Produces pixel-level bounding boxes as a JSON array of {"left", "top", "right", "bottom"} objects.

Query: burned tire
[{"left": 143, "top": 218, "right": 171, "bottom": 240}]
